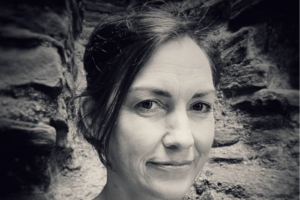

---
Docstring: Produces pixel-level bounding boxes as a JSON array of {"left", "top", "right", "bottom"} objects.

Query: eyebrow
[
  {"left": 192, "top": 90, "right": 216, "bottom": 98},
  {"left": 129, "top": 87, "right": 216, "bottom": 99},
  {"left": 129, "top": 87, "right": 172, "bottom": 98}
]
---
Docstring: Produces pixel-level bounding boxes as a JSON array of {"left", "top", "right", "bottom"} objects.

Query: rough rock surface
[
  {"left": 0, "top": 0, "right": 83, "bottom": 199},
  {"left": 213, "top": 129, "right": 240, "bottom": 147},
  {"left": 0, "top": 46, "right": 64, "bottom": 97}
]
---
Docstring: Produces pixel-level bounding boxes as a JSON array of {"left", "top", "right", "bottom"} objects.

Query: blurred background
[{"left": 0, "top": 0, "right": 298, "bottom": 199}]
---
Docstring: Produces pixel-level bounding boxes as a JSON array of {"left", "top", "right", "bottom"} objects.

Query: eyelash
[
  {"left": 135, "top": 100, "right": 212, "bottom": 115},
  {"left": 135, "top": 100, "right": 163, "bottom": 114},
  {"left": 189, "top": 102, "right": 212, "bottom": 114}
]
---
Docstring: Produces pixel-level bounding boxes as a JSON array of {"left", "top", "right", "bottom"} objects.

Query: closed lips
[{"left": 148, "top": 161, "right": 193, "bottom": 169}]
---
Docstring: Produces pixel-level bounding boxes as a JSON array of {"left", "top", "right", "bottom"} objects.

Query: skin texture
[{"left": 95, "top": 36, "right": 215, "bottom": 200}]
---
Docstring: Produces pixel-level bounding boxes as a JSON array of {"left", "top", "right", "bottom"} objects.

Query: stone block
[
  {"left": 0, "top": 118, "right": 56, "bottom": 155},
  {"left": 209, "top": 143, "right": 253, "bottom": 164},
  {"left": 0, "top": 92, "right": 58, "bottom": 124},
  {"left": 200, "top": 161, "right": 299, "bottom": 199},
  {"left": 238, "top": 113, "right": 288, "bottom": 130},
  {"left": 0, "top": 4, "right": 69, "bottom": 41},
  {"left": 258, "top": 146, "right": 283, "bottom": 161},
  {"left": 220, "top": 41, "right": 247, "bottom": 67},
  {"left": 0, "top": 46, "right": 64, "bottom": 97},
  {"left": 0, "top": 118, "right": 55, "bottom": 195},
  {"left": 213, "top": 129, "right": 240, "bottom": 147},
  {"left": 199, "top": 191, "right": 217, "bottom": 200},
  {"left": 257, "top": 146, "right": 297, "bottom": 171},
  {"left": 290, "top": 145, "right": 299, "bottom": 158},
  {"left": 0, "top": 153, "right": 52, "bottom": 197},
  {"left": 210, "top": 154, "right": 244, "bottom": 164},
  {"left": 195, "top": 179, "right": 250, "bottom": 199},
  {"left": 231, "top": 89, "right": 299, "bottom": 111},
  {"left": 0, "top": 26, "right": 67, "bottom": 63},
  {"left": 218, "top": 28, "right": 251, "bottom": 50},
  {"left": 246, "top": 128, "right": 298, "bottom": 145},
  {"left": 194, "top": 180, "right": 211, "bottom": 196},
  {"left": 220, "top": 62, "right": 269, "bottom": 94}
]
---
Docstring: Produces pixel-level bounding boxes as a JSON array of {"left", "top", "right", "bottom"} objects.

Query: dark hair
[{"left": 78, "top": 3, "right": 219, "bottom": 168}]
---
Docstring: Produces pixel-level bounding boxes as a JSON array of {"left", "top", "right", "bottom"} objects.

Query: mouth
[{"left": 147, "top": 161, "right": 193, "bottom": 170}]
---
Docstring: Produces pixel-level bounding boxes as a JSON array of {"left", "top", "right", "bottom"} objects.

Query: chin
[
  {"left": 146, "top": 178, "right": 194, "bottom": 200},
  {"left": 141, "top": 160, "right": 205, "bottom": 200}
]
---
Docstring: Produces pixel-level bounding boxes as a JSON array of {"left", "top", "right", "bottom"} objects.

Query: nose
[{"left": 162, "top": 110, "right": 194, "bottom": 150}]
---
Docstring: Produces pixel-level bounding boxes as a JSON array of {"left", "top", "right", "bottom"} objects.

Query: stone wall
[
  {"left": 0, "top": 0, "right": 298, "bottom": 199},
  {"left": 0, "top": 0, "right": 83, "bottom": 199}
]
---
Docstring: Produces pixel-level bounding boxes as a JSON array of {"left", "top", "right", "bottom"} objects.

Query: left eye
[
  {"left": 190, "top": 102, "right": 211, "bottom": 113},
  {"left": 192, "top": 102, "right": 204, "bottom": 111}
]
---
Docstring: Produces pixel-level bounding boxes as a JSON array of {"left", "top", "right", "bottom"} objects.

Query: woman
[{"left": 78, "top": 4, "right": 219, "bottom": 200}]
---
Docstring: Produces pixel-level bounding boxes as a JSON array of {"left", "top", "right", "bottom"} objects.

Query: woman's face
[{"left": 108, "top": 36, "right": 215, "bottom": 199}]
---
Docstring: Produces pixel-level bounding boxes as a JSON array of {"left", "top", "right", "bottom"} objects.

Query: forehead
[
  {"left": 131, "top": 36, "right": 214, "bottom": 91},
  {"left": 147, "top": 36, "right": 211, "bottom": 70}
]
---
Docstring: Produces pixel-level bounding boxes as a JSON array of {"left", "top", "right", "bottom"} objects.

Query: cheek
[
  {"left": 110, "top": 111, "right": 164, "bottom": 166},
  {"left": 192, "top": 115, "right": 215, "bottom": 153}
]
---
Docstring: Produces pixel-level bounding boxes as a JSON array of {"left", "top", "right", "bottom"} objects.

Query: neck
[{"left": 94, "top": 170, "right": 177, "bottom": 200}]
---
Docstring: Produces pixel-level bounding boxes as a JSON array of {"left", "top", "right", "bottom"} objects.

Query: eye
[
  {"left": 135, "top": 100, "right": 165, "bottom": 116},
  {"left": 192, "top": 102, "right": 204, "bottom": 111},
  {"left": 140, "top": 101, "right": 153, "bottom": 109},
  {"left": 190, "top": 102, "right": 211, "bottom": 113}
]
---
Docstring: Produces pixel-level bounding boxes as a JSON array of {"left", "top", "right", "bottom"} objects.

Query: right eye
[{"left": 135, "top": 100, "right": 165, "bottom": 116}]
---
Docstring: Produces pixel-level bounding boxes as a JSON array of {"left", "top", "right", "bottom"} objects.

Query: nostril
[
  {"left": 162, "top": 130, "right": 194, "bottom": 150},
  {"left": 163, "top": 112, "right": 194, "bottom": 149}
]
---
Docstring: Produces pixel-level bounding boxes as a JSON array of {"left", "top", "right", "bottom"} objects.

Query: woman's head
[{"left": 79, "top": 4, "right": 218, "bottom": 199}]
